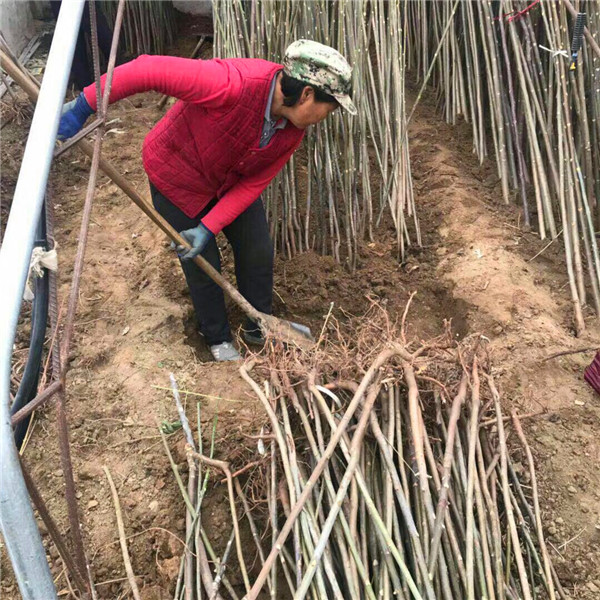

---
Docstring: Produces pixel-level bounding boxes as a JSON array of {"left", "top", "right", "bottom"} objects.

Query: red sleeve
[
  {"left": 201, "top": 139, "right": 304, "bottom": 235},
  {"left": 82, "top": 55, "right": 240, "bottom": 111}
]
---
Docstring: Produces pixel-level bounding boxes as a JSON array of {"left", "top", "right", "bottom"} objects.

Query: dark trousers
[{"left": 150, "top": 182, "right": 274, "bottom": 346}]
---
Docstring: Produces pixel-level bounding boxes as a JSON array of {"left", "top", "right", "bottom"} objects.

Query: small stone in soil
[
  {"left": 586, "top": 582, "right": 600, "bottom": 594},
  {"left": 79, "top": 467, "right": 99, "bottom": 480},
  {"left": 567, "top": 485, "right": 577, "bottom": 495}
]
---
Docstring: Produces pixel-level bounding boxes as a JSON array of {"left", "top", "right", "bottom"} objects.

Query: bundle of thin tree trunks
[
  {"left": 164, "top": 304, "right": 563, "bottom": 600},
  {"left": 101, "top": 0, "right": 178, "bottom": 56},
  {"left": 213, "top": 0, "right": 417, "bottom": 269},
  {"left": 212, "top": 0, "right": 600, "bottom": 332},
  {"left": 405, "top": 0, "right": 600, "bottom": 332}
]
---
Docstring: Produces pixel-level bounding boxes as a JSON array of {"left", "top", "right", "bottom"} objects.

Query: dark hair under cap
[{"left": 280, "top": 71, "right": 339, "bottom": 107}]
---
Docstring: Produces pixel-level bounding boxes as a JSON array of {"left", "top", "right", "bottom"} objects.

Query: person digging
[{"left": 58, "top": 40, "right": 357, "bottom": 361}]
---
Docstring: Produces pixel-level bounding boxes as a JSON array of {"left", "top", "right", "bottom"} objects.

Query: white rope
[
  {"left": 538, "top": 44, "right": 569, "bottom": 59},
  {"left": 23, "top": 245, "right": 57, "bottom": 301}
]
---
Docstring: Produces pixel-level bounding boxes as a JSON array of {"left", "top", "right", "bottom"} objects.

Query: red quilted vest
[{"left": 142, "top": 59, "right": 304, "bottom": 219}]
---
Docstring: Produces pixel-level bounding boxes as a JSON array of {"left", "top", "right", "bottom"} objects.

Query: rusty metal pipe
[
  {"left": 10, "top": 379, "right": 62, "bottom": 425},
  {"left": 20, "top": 462, "right": 89, "bottom": 592},
  {"left": 1, "top": 3, "right": 126, "bottom": 597},
  {"left": 53, "top": 1, "right": 127, "bottom": 591},
  {"left": 59, "top": 0, "right": 126, "bottom": 374},
  {"left": 53, "top": 117, "right": 104, "bottom": 158}
]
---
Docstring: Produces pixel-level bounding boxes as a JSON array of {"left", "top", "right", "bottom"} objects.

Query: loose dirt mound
[{"left": 1, "top": 76, "right": 599, "bottom": 599}]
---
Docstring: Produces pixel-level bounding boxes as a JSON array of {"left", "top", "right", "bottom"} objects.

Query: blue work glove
[
  {"left": 177, "top": 222, "right": 214, "bottom": 261},
  {"left": 57, "top": 94, "right": 94, "bottom": 140}
]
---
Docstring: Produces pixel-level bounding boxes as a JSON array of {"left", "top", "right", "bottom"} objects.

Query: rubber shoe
[
  {"left": 210, "top": 342, "right": 241, "bottom": 362},
  {"left": 242, "top": 329, "right": 265, "bottom": 346}
]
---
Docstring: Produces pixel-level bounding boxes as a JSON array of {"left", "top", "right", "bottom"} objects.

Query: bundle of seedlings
[
  {"left": 101, "top": 0, "right": 178, "bottom": 56},
  {"left": 213, "top": 0, "right": 417, "bottom": 267},
  {"left": 405, "top": 0, "right": 600, "bottom": 330},
  {"left": 215, "top": 0, "right": 600, "bottom": 329},
  {"left": 163, "top": 302, "right": 563, "bottom": 600}
]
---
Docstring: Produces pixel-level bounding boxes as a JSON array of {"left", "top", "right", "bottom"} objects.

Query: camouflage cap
[{"left": 283, "top": 39, "right": 357, "bottom": 116}]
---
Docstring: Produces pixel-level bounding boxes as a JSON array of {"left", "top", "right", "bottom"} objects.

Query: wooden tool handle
[{"left": 1, "top": 48, "right": 263, "bottom": 323}]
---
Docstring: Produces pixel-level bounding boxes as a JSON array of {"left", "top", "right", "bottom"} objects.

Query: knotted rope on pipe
[{"left": 23, "top": 245, "right": 57, "bottom": 301}]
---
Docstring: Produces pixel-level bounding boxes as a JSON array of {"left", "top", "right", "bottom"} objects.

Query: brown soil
[{"left": 1, "top": 53, "right": 599, "bottom": 600}]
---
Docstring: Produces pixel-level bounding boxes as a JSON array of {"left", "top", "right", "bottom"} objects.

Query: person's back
[
  {"left": 138, "top": 57, "right": 305, "bottom": 227},
  {"left": 78, "top": 55, "right": 305, "bottom": 229}
]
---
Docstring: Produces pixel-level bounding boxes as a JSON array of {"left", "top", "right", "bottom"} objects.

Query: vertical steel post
[{"left": 0, "top": 1, "right": 85, "bottom": 598}]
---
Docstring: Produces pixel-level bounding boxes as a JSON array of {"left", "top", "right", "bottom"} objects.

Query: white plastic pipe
[{"left": 0, "top": 1, "right": 85, "bottom": 598}]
